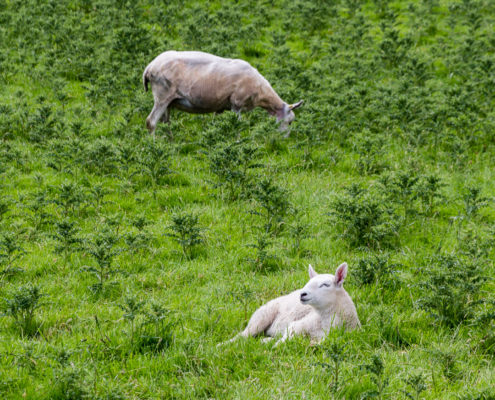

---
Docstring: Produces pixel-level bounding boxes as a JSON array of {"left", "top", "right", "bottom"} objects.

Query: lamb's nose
[{"left": 300, "top": 292, "right": 308, "bottom": 300}]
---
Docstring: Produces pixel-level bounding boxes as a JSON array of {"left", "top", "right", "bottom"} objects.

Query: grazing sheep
[
  {"left": 143, "top": 50, "right": 303, "bottom": 137},
  {"left": 225, "top": 263, "right": 360, "bottom": 346}
]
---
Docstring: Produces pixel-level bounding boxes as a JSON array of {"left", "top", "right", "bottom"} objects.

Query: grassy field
[{"left": 1, "top": 0, "right": 495, "bottom": 398}]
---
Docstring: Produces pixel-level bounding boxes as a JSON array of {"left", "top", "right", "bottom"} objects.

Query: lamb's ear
[
  {"left": 289, "top": 100, "right": 304, "bottom": 110},
  {"left": 308, "top": 264, "right": 317, "bottom": 279},
  {"left": 334, "top": 262, "right": 348, "bottom": 287}
]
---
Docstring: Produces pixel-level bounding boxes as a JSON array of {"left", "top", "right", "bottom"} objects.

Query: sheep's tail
[{"left": 143, "top": 66, "right": 150, "bottom": 92}]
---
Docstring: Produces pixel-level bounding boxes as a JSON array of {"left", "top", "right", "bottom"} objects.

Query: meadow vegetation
[{"left": 0, "top": 0, "right": 494, "bottom": 398}]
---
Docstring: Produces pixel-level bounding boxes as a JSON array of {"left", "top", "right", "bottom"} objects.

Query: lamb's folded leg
[{"left": 218, "top": 302, "right": 278, "bottom": 346}]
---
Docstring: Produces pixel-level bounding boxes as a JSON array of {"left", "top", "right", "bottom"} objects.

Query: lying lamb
[
  {"left": 225, "top": 263, "right": 360, "bottom": 346},
  {"left": 143, "top": 50, "right": 303, "bottom": 136}
]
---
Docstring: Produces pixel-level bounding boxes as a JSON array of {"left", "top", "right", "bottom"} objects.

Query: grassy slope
[{"left": 1, "top": 0, "right": 494, "bottom": 398}]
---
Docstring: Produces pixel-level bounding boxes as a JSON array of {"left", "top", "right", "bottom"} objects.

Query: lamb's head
[
  {"left": 299, "top": 263, "right": 349, "bottom": 312},
  {"left": 276, "top": 101, "right": 303, "bottom": 131}
]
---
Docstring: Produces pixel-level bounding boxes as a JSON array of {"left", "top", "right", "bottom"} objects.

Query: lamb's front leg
[
  {"left": 273, "top": 314, "right": 320, "bottom": 347},
  {"left": 273, "top": 321, "right": 302, "bottom": 347}
]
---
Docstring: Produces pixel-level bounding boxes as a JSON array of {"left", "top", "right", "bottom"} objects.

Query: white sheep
[
  {"left": 224, "top": 263, "right": 360, "bottom": 346},
  {"left": 143, "top": 51, "right": 303, "bottom": 136}
]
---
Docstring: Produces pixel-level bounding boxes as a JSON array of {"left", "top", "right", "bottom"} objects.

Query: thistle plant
[
  {"left": 362, "top": 355, "right": 389, "bottom": 399},
  {"left": 416, "top": 255, "right": 488, "bottom": 327},
  {"left": 54, "top": 181, "right": 85, "bottom": 217},
  {"left": 463, "top": 186, "right": 491, "bottom": 220},
  {"left": 120, "top": 297, "right": 174, "bottom": 353},
  {"left": 251, "top": 178, "right": 291, "bottom": 234},
  {"left": 53, "top": 220, "right": 82, "bottom": 263},
  {"left": 22, "top": 189, "right": 53, "bottom": 239},
  {"left": 82, "top": 229, "right": 121, "bottom": 292},
  {"left": 207, "top": 139, "right": 262, "bottom": 201},
  {"left": 414, "top": 173, "right": 444, "bottom": 216},
  {"left": 229, "top": 281, "right": 254, "bottom": 323},
  {"left": 136, "top": 139, "right": 172, "bottom": 198},
  {"left": 120, "top": 295, "right": 145, "bottom": 349},
  {"left": 315, "top": 342, "right": 347, "bottom": 393},
  {"left": 402, "top": 373, "right": 427, "bottom": 400},
  {"left": 1, "top": 284, "right": 43, "bottom": 336},
  {"left": 0, "top": 232, "right": 25, "bottom": 277},
  {"left": 246, "top": 234, "right": 277, "bottom": 272},
  {"left": 329, "top": 184, "right": 400, "bottom": 248},
  {"left": 166, "top": 212, "right": 205, "bottom": 258}
]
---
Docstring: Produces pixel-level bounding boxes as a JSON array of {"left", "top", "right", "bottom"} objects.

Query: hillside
[{"left": 0, "top": 0, "right": 494, "bottom": 398}]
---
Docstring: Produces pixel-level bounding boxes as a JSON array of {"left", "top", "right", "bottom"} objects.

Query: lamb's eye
[{"left": 320, "top": 283, "right": 330, "bottom": 288}]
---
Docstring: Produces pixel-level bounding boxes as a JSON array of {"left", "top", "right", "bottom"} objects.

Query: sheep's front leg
[
  {"left": 273, "top": 323, "right": 300, "bottom": 347},
  {"left": 273, "top": 315, "right": 317, "bottom": 347}
]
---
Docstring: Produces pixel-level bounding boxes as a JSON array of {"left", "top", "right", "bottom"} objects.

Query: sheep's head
[
  {"left": 299, "top": 263, "right": 348, "bottom": 311},
  {"left": 276, "top": 101, "right": 303, "bottom": 131}
]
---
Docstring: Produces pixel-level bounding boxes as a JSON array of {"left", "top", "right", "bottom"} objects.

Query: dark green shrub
[
  {"left": 246, "top": 234, "right": 277, "bottom": 272},
  {"left": 329, "top": 184, "right": 400, "bottom": 248},
  {"left": 416, "top": 255, "right": 489, "bottom": 327},
  {"left": 402, "top": 373, "right": 427, "bottom": 400},
  {"left": 315, "top": 341, "right": 347, "bottom": 393},
  {"left": 353, "top": 131, "right": 388, "bottom": 175},
  {"left": 0, "top": 231, "right": 25, "bottom": 276},
  {"left": 136, "top": 139, "right": 172, "bottom": 198},
  {"left": 82, "top": 229, "right": 121, "bottom": 292},
  {"left": 120, "top": 296, "right": 174, "bottom": 354},
  {"left": 53, "top": 181, "right": 85, "bottom": 217},
  {"left": 1, "top": 284, "right": 43, "bottom": 336},
  {"left": 378, "top": 170, "right": 419, "bottom": 216},
  {"left": 353, "top": 253, "right": 400, "bottom": 288},
  {"left": 287, "top": 209, "right": 309, "bottom": 256},
  {"left": 361, "top": 355, "right": 389, "bottom": 399},
  {"left": 82, "top": 138, "right": 120, "bottom": 175},
  {"left": 166, "top": 212, "right": 205, "bottom": 258},
  {"left": 462, "top": 186, "right": 491, "bottom": 220},
  {"left": 414, "top": 174, "right": 444, "bottom": 215},
  {"left": 251, "top": 178, "right": 291, "bottom": 234},
  {"left": 21, "top": 189, "right": 53, "bottom": 238},
  {"left": 53, "top": 220, "right": 82, "bottom": 262},
  {"left": 207, "top": 139, "right": 262, "bottom": 201}
]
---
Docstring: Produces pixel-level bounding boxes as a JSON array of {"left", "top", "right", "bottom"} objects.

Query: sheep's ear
[
  {"left": 334, "top": 262, "right": 348, "bottom": 287},
  {"left": 289, "top": 100, "right": 304, "bottom": 110},
  {"left": 308, "top": 264, "right": 317, "bottom": 279}
]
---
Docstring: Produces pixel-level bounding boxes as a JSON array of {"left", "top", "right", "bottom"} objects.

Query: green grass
[{"left": 1, "top": 0, "right": 495, "bottom": 398}]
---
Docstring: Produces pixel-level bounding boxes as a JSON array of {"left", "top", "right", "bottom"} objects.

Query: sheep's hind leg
[
  {"left": 218, "top": 304, "right": 276, "bottom": 346},
  {"left": 146, "top": 102, "right": 169, "bottom": 140},
  {"left": 159, "top": 110, "right": 173, "bottom": 141}
]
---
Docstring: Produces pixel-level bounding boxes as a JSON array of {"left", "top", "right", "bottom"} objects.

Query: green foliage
[
  {"left": 166, "top": 212, "right": 205, "bottom": 258},
  {"left": 416, "top": 255, "right": 489, "bottom": 327},
  {"left": 330, "top": 184, "right": 400, "bottom": 248},
  {"left": 136, "top": 138, "right": 172, "bottom": 197},
  {"left": 82, "top": 229, "right": 121, "bottom": 292},
  {"left": 462, "top": 186, "right": 492, "bottom": 220},
  {"left": 353, "top": 253, "right": 400, "bottom": 288},
  {"left": 315, "top": 341, "right": 347, "bottom": 393},
  {"left": 251, "top": 178, "right": 291, "bottom": 234},
  {"left": 362, "top": 354, "right": 389, "bottom": 399},
  {"left": 402, "top": 373, "right": 427, "bottom": 400},
  {"left": 53, "top": 220, "right": 82, "bottom": 261},
  {"left": 120, "top": 296, "right": 174, "bottom": 354},
  {"left": 207, "top": 139, "right": 262, "bottom": 201},
  {"left": 0, "top": 232, "right": 25, "bottom": 276},
  {"left": 246, "top": 234, "right": 277, "bottom": 272},
  {"left": 1, "top": 284, "right": 43, "bottom": 336},
  {"left": 0, "top": 0, "right": 494, "bottom": 397}
]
